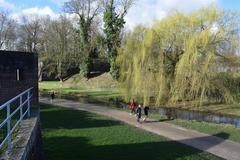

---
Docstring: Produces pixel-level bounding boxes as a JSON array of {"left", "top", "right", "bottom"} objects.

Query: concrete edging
[{"left": 0, "top": 111, "right": 43, "bottom": 160}]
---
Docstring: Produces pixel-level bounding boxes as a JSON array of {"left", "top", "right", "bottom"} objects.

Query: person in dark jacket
[
  {"left": 143, "top": 106, "right": 150, "bottom": 122},
  {"left": 50, "top": 91, "right": 55, "bottom": 103},
  {"left": 136, "top": 103, "right": 142, "bottom": 123}
]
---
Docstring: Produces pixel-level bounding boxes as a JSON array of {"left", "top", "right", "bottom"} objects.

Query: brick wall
[{"left": 0, "top": 51, "right": 38, "bottom": 105}]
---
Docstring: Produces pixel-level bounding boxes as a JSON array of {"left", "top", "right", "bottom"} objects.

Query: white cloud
[
  {"left": 0, "top": 0, "right": 15, "bottom": 10},
  {"left": 11, "top": 6, "right": 59, "bottom": 21},
  {"left": 125, "top": 0, "right": 219, "bottom": 30},
  {"left": 22, "top": 6, "right": 58, "bottom": 18}
]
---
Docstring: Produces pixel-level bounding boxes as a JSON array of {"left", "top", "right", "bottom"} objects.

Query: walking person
[
  {"left": 143, "top": 106, "right": 150, "bottom": 122},
  {"left": 129, "top": 99, "right": 136, "bottom": 115},
  {"left": 50, "top": 91, "right": 55, "bottom": 104},
  {"left": 136, "top": 103, "right": 142, "bottom": 123}
]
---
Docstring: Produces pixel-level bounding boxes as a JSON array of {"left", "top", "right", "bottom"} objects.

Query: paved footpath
[{"left": 40, "top": 97, "right": 240, "bottom": 160}]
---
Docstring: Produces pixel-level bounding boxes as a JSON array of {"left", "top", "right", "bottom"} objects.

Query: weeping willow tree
[{"left": 118, "top": 6, "right": 240, "bottom": 107}]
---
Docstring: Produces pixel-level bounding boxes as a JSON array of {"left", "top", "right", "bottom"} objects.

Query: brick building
[{"left": 0, "top": 51, "right": 38, "bottom": 105}]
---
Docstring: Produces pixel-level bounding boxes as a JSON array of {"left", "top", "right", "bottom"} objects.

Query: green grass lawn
[
  {"left": 105, "top": 107, "right": 240, "bottom": 143},
  {"left": 39, "top": 81, "right": 121, "bottom": 98},
  {"left": 40, "top": 104, "right": 222, "bottom": 160},
  {"left": 39, "top": 81, "right": 240, "bottom": 144},
  {"left": 148, "top": 113, "right": 240, "bottom": 143}
]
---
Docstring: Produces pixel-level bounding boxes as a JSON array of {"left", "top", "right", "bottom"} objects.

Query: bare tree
[
  {"left": 40, "top": 14, "right": 78, "bottom": 81},
  {"left": 51, "top": 15, "right": 76, "bottom": 81},
  {"left": 103, "top": 0, "right": 134, "bottom": 16},
  {"left": 17, "top": 15, "right": 42, "bottom": 52},
  {"left": 0, "top": 11, "right": 16, "bottom": 50}
]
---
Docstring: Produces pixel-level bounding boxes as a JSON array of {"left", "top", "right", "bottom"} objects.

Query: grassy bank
[
  {"left": 105, "top": 107, "right": 240, "bottom": 143},
  {"left": 149, "top": 113, "right": 240, "bottom": 143},
  {"left": 40, "top": 103, "right": 222, "bottom": 160},
  {"left": 39, "top": 81, "right": 240, "bottom": 143},
  {"left": 39, "top": 81, "right": 121, "bottom": 99},
  {"left": 39, "top": 80, "right": 240, "bottom": 117}
]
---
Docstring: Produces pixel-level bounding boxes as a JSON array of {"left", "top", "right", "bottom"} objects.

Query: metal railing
[{"left": 0, "top": 87, "right": 33, "bottom": 150}]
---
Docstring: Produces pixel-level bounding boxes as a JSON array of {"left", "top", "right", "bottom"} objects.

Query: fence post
[
  {"left": 7, "top": 104, "right": 13, "bottom": 149},
  {"left": 27, "top": 90, "right": 31, "bottom": 117},
  {"left": 20, "top": 95, "right": 23, "bottom": 126}
]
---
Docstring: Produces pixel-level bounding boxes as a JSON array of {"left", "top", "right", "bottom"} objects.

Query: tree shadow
[
  {"left": 43, "top": 133, "right": 226, "bottom": 160},
  {"left": 179, "top": 132, "right": 229, "bottom": 151},
  {"left": 40, "top": 105, "right": 121, "bottom": 129},
  {"left": 41, "top": 104, "right": 227, "bottom": 160}
]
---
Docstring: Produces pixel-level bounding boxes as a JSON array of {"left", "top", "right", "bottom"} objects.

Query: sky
[{"left": 0, "top": 0, "right": 240, "bottom": 29}]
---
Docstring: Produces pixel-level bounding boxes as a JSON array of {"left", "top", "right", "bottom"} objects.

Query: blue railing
[{"left": 0, "top": 87, "right": 33, "bottom": 149}]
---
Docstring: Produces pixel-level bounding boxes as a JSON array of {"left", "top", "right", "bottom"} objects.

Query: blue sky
[
  {"left": 220, "top": 0, "right": 240, "bottom": 10},
  {"left": 0, "top": 0, "right": 239, "bottom": 28},
  {"left": 4, "top": 0, "right": 239, "bottom": 11}
]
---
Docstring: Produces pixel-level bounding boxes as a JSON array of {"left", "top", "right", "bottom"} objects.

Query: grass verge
[
  {"left": 40, "top": 103, "right": 222, "bottom": 160},
  {"left": 149, "top": 113, "right": 240, "bottom": 143}
]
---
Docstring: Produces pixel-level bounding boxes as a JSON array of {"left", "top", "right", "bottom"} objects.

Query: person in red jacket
[{"left": 129, "top": 99, "right": 136, "bottom": 115}]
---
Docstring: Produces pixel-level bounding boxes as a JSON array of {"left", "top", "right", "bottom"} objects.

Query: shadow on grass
[
  {"left": 40, "top": 105, "right": 121, "bottom": 129},
  {"left": 43, "top": 134, "right": 225, "bottom": 160},
  {"left": 41, "top": 104, "right": 226, "bottom": 160}
]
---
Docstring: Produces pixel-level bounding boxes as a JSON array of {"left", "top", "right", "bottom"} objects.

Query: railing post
[
  {"left": 27, "top": 90, "right": 31, "bottom": 117},
  {"left": 7, "top": 104, "right": 13, "bottom": 149},
  {"left": 20, "top": 95, "right": 23, "bottom": 126}
]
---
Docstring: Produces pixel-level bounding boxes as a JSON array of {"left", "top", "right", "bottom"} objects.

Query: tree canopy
[
  {"left": 103, "top": 0, "right": 134, "bottom": 80},
  {"left": 64, "top": 0, "right": 101, "bottom": 78},
  {"left": 118, "top": 6, "right": 240, "bottom": 107}
]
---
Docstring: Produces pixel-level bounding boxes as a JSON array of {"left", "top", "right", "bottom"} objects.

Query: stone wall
[{"left": 0, "top": 51, "right": 38, "bottom": 105}]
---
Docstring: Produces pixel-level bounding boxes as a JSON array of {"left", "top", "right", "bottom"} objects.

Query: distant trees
[
  {"left": 64, "top": 0, "right": 101, "bottom": 78},
  {"left": 41, "top": 15, "right": 78, "bottom": 81},
  {"left": 11, "top": 14, "right": 81, "bottom": 81},
  {"left": 61, "top": 0, "right": 133, "bottom": 79},
  {"left": 103, "top": 0, "right": 134, "bottom": 79},
  {"left": 0, "top": 0, "right": 134, "bottom": 80},
  {"left": 3, "top": 3, "right": 240, "bottom": 108},
  {"left": 17, "top": 15, "right": 42, "bottom": 52},
  {"left": 118, "top": 7, "right": 240, "bottom": 106},
  {"left": 0, "top": 11, "right": 16, "bottom": 50}
]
